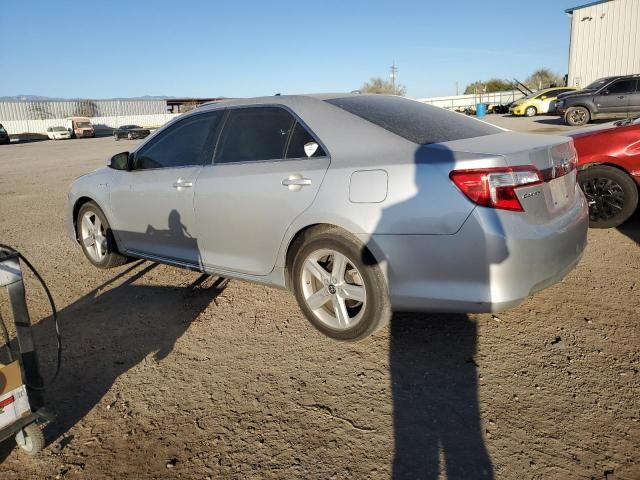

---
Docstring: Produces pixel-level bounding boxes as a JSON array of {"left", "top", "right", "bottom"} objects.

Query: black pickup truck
[{"left": 557, "top": 74, "right": 640, "bottom": 126}]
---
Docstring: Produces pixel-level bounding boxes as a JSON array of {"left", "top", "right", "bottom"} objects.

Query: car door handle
[
  {"left": 282, "top": 178, "right": 311, "bottom": 186},
  {"left": 282, "top": 175, "right": 312, "bottom": 192},
  {"left": 173, "top": 179, "right": 193, "bottom": 188},
  {"left": 617, "top": 95, "right": 625, "bottom": 99}
]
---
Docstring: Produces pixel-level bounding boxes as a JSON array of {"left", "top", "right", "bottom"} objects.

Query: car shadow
[
  {"left": 0, "top": 260, "right": 227, "bottom": 462},
  {"left": 617, "top": 212, "right": 640, "bottom": 245},
  {"left": 533, "top": 117, "right": 611, "bottom": 127}
]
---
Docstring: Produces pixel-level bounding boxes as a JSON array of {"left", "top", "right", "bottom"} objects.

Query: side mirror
[
  {"left": 108, "top": 152, "right": 130, "bottom": 170},
  {"left": 540, "top": 96, "right": 547, "bottom": 100},
  {"left": 602, "top": 89, "right": 610, "bottom": 95}
]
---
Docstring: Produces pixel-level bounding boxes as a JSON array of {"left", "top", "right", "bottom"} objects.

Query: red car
[{"left": 569, "top": 116, "right": 640, "bottom": 228}]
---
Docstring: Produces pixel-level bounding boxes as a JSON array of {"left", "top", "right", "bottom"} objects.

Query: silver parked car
[{"left": 67, "top": 94, "right": 589, "bottom": 341}]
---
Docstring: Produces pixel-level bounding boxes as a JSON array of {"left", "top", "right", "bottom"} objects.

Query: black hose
[{"left": 0, "top": 244, "right": 61, "bottom": 390}]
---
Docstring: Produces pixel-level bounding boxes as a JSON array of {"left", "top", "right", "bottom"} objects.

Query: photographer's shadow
[
  {"left": 390, "top": 313, "right": 492, "bottom": 479},
  {"left": 368, "top": 141, "right": 500, "bottom": 479}
]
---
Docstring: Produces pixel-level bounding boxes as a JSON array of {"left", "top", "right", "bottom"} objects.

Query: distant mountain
[
  {"left": 0, "top": 94, "right": 58, "bottom": 101},
  {"left": 0, "top": 95, "right": 175, "bottom": 101}
]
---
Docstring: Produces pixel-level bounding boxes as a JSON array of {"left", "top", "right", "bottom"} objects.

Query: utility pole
[
  {"left": 456, "top": 81, "right": 459, "bottom": 96},
  {"left": 390, "top": 62, "right": 398, "bottom": 94}
]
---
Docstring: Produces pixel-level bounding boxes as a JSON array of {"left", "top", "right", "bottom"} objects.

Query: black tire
[
  {"left": 578, "top": 166, "right": 639, "bottom": 228},
  {"left": 525, "top": 106, "right": 537, "bottom": 117},
  {"left": 17, "top": 423, "right": 45, "bottom": 456},
  {"left": 565, "top": 106, "right": 590, "bottom": 126},
  {"left": 114, "top": 132, "right": 119, "bottom": 141},
  {"left": 290, "top": 226, "right": 391, "bottom": 342},
  {"left": 76, "top": 201, "right": 128, "bottom": 268}
]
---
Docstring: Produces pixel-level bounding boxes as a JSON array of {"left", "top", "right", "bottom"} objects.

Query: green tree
[
  {"left": 464, "top": 78, "right": 513, "bottom": 94},
  {"left": 360, "top": 77, "right": 406, "bottom": 96},
  {"left": 485, "top": 78, "right": 514, "bottom": 92},
  {"left": 526, "top": 69, "right": 563, "bottom": 90}
]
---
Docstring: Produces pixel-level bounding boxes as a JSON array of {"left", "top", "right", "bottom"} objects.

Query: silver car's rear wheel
[
  {"left": 291, "top": 226, "right": 391, "bottom": 341},
  {"left": 301, "top": 249, "right": 367, "bottom": 330},
  {"left": 76, "top": 201, "right": 127, "bottom": 269}
]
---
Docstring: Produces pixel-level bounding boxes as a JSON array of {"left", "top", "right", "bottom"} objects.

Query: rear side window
[
  {"left": 216, "top": 107, "right": 295, "bottom": 164},
  {"left": 286, "top": 122, "right": 326, "bottom": 159},
  {"left": 134, "top": 112, "right": 222, "bottom": 170},
  {"left": 325, "top": 95, "right": 500, "bottom": 145},
  {"left": 607, "top": 79, "right": 636, "bottom": 94}
]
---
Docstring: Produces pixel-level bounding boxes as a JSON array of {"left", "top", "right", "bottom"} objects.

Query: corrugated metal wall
[
  {"left": 418, "top": 90, "right": 524, "bottom": 109},
  {"left": 567, "top": 0, "right": 640, "bottom": 87},
  {"left": 0, "top": 99, "right": 166, "bottom": 121},
  {"left": 0, "top": 99, "right": 177, "bottom": 134}
]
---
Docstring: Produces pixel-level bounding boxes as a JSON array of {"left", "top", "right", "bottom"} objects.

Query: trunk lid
[{"left": 442, "top": 131, "right": 579, "bottom": 222}]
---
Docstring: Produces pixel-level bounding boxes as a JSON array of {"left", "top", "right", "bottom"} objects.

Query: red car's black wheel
[{"left": 578, "top": 166, "right": 639, "bottom": 228}]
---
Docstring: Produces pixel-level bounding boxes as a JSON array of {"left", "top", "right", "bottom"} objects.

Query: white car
[{"left": 46, "top": 126, "right": 71, "bottom": 140}]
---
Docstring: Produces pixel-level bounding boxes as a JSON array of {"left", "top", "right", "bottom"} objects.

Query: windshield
[
  {"left": 52, "top": 127, "right": 66, "bottom": 132},
  {"left": 584, "top": 78, "right": 609, "bottom": 91},
  {"left": 129, "top": 125, "right": 142, "bottom": 129},
  {"left": 519, "top": 91, "right": 540, "bottom": 101},
  {"left": 76, "top": 122, "right": 92, "bottom": 128},
  {"left": 0, "top": 125, "right": 6, "bottom": 134}
]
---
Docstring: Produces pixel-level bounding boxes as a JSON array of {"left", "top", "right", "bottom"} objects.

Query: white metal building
[{"left": 566, "top": 0, "right": 640, "bottom": 88}]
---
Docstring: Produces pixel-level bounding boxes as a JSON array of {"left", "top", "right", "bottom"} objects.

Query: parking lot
[{"left": 0, "top": 116, "right": 639, "bottom": 479}]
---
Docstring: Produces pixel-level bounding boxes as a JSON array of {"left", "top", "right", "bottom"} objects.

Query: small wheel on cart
[{"left": 16, "top": 423, "right": 45, "bottom": 455}]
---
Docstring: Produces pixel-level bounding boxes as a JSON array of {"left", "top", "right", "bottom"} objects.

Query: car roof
[{"left": 197, "top": 93, "right": 361, "bottom": 111}]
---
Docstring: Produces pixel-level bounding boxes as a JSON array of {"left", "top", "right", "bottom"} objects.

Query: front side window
[
  {"left": 606, "top": 79, "right": 635, "bottom": 94},
  {"left": 134, "top": 111, "right": 222, "bottom": 170},
  {"left": 215, "top": 107, "right": 294, "bottom": 164},
  {"left": 539, "top": 89, "right": 559, "bottom": 98}
]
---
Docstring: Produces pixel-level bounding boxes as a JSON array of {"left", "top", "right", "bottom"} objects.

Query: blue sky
[{"left": 2, "top": 0, "right": 582, "bottom": 99}]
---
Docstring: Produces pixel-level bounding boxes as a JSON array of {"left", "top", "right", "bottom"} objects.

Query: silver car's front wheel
[
  {"left": 80, "top": 210, "right": 108, "bottom": 263},
  {"left": 291, "top": 226, "right": 391, "bottom": 341},
  {"left": 301, "top": 249, "right": 367, "bottom": 330},
  {"left": 76, "top": 201, "right": 127, "bottom": 269}
]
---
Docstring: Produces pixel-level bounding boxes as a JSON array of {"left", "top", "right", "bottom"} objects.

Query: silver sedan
[{"left": 67, "top": 94, "right": 588, "bottom": 341}]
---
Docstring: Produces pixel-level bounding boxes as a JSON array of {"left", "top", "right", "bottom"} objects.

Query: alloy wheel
[
  {"left": 580, "top": 176, "right": 625, "bottom": 222},
  {"left": 300, "top": 249, "right": 366, "bottom": 330},
  {"left": 570, "top": 109, "right": 587, "bottom": 125},
  {"left": 80, "top": 210, "right": 108, "bottom": 262}
]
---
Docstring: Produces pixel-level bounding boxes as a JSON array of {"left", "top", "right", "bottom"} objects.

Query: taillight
[
  {"left": 546, "top": 141, "right": 578, "bottom": 180},
  {"left": 450, "top": 166, "right": 542, "bottom": 212}
]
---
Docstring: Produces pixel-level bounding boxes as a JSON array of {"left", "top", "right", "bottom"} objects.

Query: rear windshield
[{"left": 325, "top": 95, "right": 500, "bottom": 145}]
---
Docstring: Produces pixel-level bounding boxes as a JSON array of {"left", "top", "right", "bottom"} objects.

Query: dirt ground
[{"left": 0, "top": 115, "right": 638, "bottom": 480}]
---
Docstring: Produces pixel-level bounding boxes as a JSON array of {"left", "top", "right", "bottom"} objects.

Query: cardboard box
[
  {"left": 0, "top": 362, "right": 31, "bottom": 430},
  {"left": 1, "top": 361, "right": 23, "bottom": 396}
]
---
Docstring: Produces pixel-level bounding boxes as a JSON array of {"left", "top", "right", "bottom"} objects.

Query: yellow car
[{"left": 509, "top": 87, "right": 576, "bottom": 117}]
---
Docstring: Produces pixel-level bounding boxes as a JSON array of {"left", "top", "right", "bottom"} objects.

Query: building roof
[{"left": 565, "top": 0, "right": 613, "bottom": 13}]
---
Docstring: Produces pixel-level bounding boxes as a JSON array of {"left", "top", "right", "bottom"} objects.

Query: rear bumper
[{"left": 361, "top": 190, "right": 588, "bottom": 313}]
